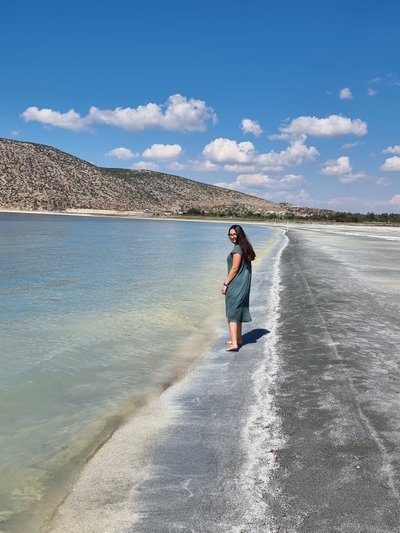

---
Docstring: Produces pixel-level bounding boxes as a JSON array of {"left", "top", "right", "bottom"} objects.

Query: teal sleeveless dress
[{"left": 225, "top": 244, "right": 252, "bottom": 323}]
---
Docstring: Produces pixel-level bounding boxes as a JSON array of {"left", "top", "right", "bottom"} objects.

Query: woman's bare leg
[
  {"left": 227, "top": 322, "right": 239, "bottom": 350},
  {"left": 238, "top": 322, "right": 243, "bottom": 345}
]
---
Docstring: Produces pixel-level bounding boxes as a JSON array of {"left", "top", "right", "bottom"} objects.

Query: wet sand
[
  {"left": 49, "top": 224, "right": 400, "bottom": 532},
  {"left": 267, "top": 225, "right": 400, "bottom": 532}
]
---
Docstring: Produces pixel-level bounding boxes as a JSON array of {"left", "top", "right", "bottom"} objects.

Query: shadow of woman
[{"left": 242, "top": 328, "right": 270, "bottom": 345}]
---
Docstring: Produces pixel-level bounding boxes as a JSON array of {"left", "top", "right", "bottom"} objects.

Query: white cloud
[
  {"left": 256, "top": 138, "right": 319, "bottom": 170},
  {"left": 281, "top": 174, "right": 305, "bottom": 186},
  {"left": 380, "top": 156, "right": 400, "bottom": 172},
  {"left": 268, "top": 133, "right": 291, "bottom": 141},
  {"left": 236, "top": 173, "right": 276, "bottom": 187},
  {"left": 339, "top": 87, "right": 353, "bottom": 100},
  {"left": 11, "top": 130, "right": 19, "bottom": 137},
  {"left": 131, "top": 161, "right": 160, "bottom": 171},
  {"left": 376, "top": 177, "right": 391, "bottom": 186},
  {"left": 21, "top": 106, "right": 88, "bottom": 131},
  {"left": 367, "top": 88, "right": 377, "bottom": 96},
  {"left": 326, "top": 197, "right": 364, "bottom": 209},
  {"left": 339, "top": 172, "right": 366, "bottom": 183},
  {"left": 266, "top": 188, "right": 310, "bottom": 205},
  {"left": 321, "top": 156, "right": 352, "bottom": 175},
  {"left": 223, "top": 164, "right": 257, "bottom": 173},
  {"left": 321, "top": 157, "right": 365, "bottom": 183},
  {"left": 383, "top": 145, "right": 400, "bottom": 154},
  {"left": 105, "top": 147, "right": 137, "bottom": 160},
  {"left": 280, "top": 115, "right": 367, "bottom": 137},
  {"left": 203, "top": 136, "right": 318, "bottom": 172},
  {"left": 215, "top": 173, "right": 278, "bottom": 192},
  {"left": 203, "top": 138, "right": 255, "bottom": 164},
  {"left": 167, "top": 161, "right": 186, "bottom": 172},
  {"left": 88, "top": 94, "right": 216, "bottom": 132},
  {"left": 215, "top": 172, "right": 306, "bottom": 196},
  {"left": 190, "top": 160, "right": 221, "bottom": 172},
  {"left": 21, "top": 94, "right": 217, "bottom": 133},
  {"left": 142, "top": 143, "right": 182, "bottom": 160},
  {"left": 241, "top": 118, "right": 263, "bottom": 137},
  {"left": 389, "top": 194, "right": 400, "bottom": 205},
  {"left": 341, "top": 141, "right": 363, "bottom": 150}
]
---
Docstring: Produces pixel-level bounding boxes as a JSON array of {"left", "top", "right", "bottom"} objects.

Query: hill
[{"left": 0, "top": 137, "right": 318, "bottom": 216}]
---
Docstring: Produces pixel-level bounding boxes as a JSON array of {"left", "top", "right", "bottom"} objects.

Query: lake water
[{"left": 0, "top": 213, "right": 279, "bottom": 531}]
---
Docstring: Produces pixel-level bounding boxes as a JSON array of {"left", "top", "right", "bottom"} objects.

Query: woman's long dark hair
[{"left": 229, "top": 225, "right": 256, "bottom": 263}]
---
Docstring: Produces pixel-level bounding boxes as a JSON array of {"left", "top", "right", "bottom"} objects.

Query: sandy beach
[{"left": 47, "top": 223, "right": 400, "bottom": 532}]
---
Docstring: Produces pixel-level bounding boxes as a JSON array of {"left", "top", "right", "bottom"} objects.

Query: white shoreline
[{"left": 241, "top": 231, "right": 288, "bottom": 530}]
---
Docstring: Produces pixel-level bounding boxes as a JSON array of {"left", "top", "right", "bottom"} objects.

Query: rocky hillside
[{"left": 0, "top": 137, "right": 304, "bottom": 215}]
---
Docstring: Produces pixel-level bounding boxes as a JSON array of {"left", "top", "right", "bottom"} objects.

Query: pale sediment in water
[
  {"left": 0, "top": 213, "right": 281, "bottom": 532},
  {"left": 47, "top": 230, "right": 288, "bottom": 532}
]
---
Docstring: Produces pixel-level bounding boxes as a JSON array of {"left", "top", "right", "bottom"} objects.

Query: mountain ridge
[{"left": 0, "top": 137, "right": 325, "bottom": 216}]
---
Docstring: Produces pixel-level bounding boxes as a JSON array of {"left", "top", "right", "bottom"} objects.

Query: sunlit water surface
[{"left": 0, "top": 213, "right": 278, "bottom": 530}]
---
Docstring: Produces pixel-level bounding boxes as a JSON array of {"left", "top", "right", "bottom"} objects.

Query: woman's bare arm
[{"left": 221, "top": 252, "right": 241, "bottom": 295}]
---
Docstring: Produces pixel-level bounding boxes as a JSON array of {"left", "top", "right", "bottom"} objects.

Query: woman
[{"left": 221, "top": 224, "right": 256, "bottom": 351}]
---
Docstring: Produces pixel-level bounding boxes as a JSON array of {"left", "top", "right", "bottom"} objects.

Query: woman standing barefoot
[{"left": 221, "top": 225, "right": 256, "bottom": 351}]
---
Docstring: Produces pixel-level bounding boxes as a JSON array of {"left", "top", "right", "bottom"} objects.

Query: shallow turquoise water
[{"left": 0, "top": 213, "right": 277, "bottom": 529}]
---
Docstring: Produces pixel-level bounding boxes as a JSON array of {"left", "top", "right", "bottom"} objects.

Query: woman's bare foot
[{"left": 226, "top": 345, "right": 239, "bottom": 352}]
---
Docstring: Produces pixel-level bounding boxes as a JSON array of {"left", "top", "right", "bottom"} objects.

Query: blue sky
[{"left": 1, "top": 0, "right": 399, "bottom": 213}]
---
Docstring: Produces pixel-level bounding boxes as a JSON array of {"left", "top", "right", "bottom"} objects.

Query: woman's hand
[{"left": 221, "top": 285, "right": 227, "bottom": 295}]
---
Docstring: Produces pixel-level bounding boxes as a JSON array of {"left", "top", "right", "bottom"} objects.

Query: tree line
[{"left": 182, "top": 208, "right": 400, "bottom": 224}]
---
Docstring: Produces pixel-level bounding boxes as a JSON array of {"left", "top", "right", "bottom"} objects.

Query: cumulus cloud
[
  {"left": 268, "top": 133, "right": 291, "bottom": 141},
  {"left": 21, "top": 94, "right": 217, "bottom": 133},
  {"left": 241, "top": 118, "right": 263, "bottom": 137},
  {"left": 326, "top": 197, "right": 366, "bottom": 209},
  {"left": 266, "top": 188, "right": 310, "bottom": 206},
  {"left": 256, "top": 138, "right": 319, "bottom": 170},
  {"left": 383, "top": 145, "right": 400, "bottom": 154},
  {"left": 223, "top": 164, "right": 257, "bottom": 173},
  {"left": 215, "top": 173, "right": 277, "bottom": 192},
  {"left": 280, "top": 174, "right": 305, "bottom": 186},
  {"left": 321, "top": 156, "right": 365, "bottom": 183},
  {"left": 21, "top": 107, "right": 88, "bottom": 131},
  {"left": 235, "top": 173, "right": 276, "bottom": 187},
  {"left": 203, "top": 136, "right": 318, "bottom": 172},
  {"left": 321, "top": 156, "right": 352, "bottom": 175},
  {"left": 279, "top": 115, "right": 367, "bottom": 137},
  {"left": 367, "top": 88, "right": 377, "bottom": 96},
  {"left": 142, "top": 143, "right": 182, "bottom": 160},
  {"left": 105, "top": 147, "right": 137, "bottom": 160},
  {"left": 203, "top": 138, "right": 255, "bottom": 164},
  {"left": 340, "top": 87, "right": 353, "bottom": 100},
  {"left": 380, "top": 156, "right": 400, "bottom": 171},
  {"left": 339, "top": 172, "right": 366, "bottom": 183},
  {"left": 88, "top": 94, "right": 216, "bottom": 132},
  {"left": 215, "top": 172, "right": 306, "bottom": 196},
  {"left": 11, "top": 130, "right": 19, "bottom": 137},
  {"left": 389, "top": 194, "right": 400, "bottom": 205},
  {"left": 167, "top": 161, "right": 187, "bottom": 172},
  {"left": 341, "top": 141, "right": 364, "bottom": 150},
  {"left": 376, "top": 177, "right": 391, "bottom": 186},
  {"left": 190, "top": 160, "right": 221, "bottom": 172},
  {"left": 131, "top": 160, "right": 160, "bottom": 171}
]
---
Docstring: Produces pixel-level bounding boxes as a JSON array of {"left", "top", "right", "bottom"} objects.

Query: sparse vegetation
[{"left": 1, "top": 138, "right": 398, "bottom": 224}]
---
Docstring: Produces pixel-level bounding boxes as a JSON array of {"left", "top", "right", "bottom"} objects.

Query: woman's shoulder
[{"left": 231, "top": 244, "right": 242, "bottom": 254}]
